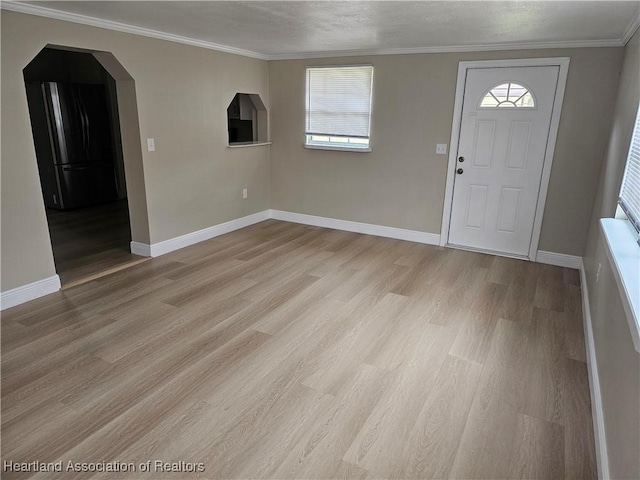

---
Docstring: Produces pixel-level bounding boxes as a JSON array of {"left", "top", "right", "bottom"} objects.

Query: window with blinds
[
  {"left": 305, "top": 65, "right": 373, "bottom": 150},
  {"left": 619, "top": 104, "right": 640, "bottom": 239}
]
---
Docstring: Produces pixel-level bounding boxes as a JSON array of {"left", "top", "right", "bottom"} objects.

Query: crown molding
[
  {"left": 0, "top": 0, "right": 629, "bottom": 62},
  {"left": 266, "top": 38, "right": 624, "bottom": 60},
  {"left": 621, "top": 13, "right": 640, "bottom": 45},
  {"left": 0, "top": 0, "right": 270, "bottom": 60}
]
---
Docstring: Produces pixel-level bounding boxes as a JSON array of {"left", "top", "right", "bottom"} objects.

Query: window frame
[
  {"left": 478, "top": 81, "right": 537, "bottom": 109},
  {"left": 601, "top": 102, "right": 640, "bottom": 352},
  {"left": 304, "top": 64, "right": 374, "bottom": 152},
  {"left": 617, "top": 104, "right": 640, "bottom": 240}
]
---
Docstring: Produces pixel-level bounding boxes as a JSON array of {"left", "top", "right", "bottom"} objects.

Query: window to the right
[
  {"left": 618, "top": 104, "right": 640, "bottom": 243},
  {"left": 601, "top": 102, "right": 640, "bottom": 352},
  {"left": 305, "top": 65, "right": 373, "bottom": 151}
]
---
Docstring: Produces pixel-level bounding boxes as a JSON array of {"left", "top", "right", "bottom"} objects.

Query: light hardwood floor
[
  {"left": 1, "top": 220, "right": 596, "bottom": 479},
  {"left": 46, "top": 200, "right": 145, "bottom": 287}
]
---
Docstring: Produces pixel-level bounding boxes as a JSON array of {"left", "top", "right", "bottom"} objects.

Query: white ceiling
[{"left": 7, "top": 1, "right": 640, "bottom": 59}]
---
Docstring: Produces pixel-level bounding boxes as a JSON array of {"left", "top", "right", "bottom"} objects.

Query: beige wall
[
  {"left": 269, "top": 47, "right": 623, "bottom": 256},
  {"left": 0, "top": 10, "right": 628, "bottom": 295},
  {"left": 1, "top": 11, "right": 271, "bottom": 291},
  {"left": 583, "top": 30, "right": 639, "bottom": 479},
  {"left": 1, "top": 9, "right": 638, "bottom": 473}
]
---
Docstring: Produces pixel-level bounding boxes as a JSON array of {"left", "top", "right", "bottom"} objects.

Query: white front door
[{"left": 447, "top": 66, "right": 560, "bottom": 257}]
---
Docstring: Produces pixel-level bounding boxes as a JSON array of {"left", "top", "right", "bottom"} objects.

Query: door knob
[
  {"left": 458, "top": 156, "right": 465, "bottom": 162},
  {"left": 457, "top": 168, "right": 464, "bottom": 174}
]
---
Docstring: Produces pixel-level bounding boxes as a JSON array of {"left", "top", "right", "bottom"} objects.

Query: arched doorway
[{"left": 23, "top": 45, "right": 150, "bottom": 287}]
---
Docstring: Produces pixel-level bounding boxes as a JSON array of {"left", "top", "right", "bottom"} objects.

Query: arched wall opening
[{"left": 22, "top": 44, "right": 150, "bottom": 284}]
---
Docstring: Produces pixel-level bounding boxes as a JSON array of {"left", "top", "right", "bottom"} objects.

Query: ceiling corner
[{"left": 621, "top": 13, "right": 640, "bottom": 45}]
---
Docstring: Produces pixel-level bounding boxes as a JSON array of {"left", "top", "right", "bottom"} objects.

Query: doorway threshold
[
  {"left": 446, "top": 243, "right": 530, "bottom": 261},
  {"left": 61, "top": 255, "right": 150, "bottom": 290}
]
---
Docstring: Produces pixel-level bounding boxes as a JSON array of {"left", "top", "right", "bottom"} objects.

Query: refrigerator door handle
[
  {"left": 41, "top": 83, "right": 60, "bottom": 165},
  {"left": 78, "top": 92, "right": 90, "bottom": 151},
  {"left": 48, "top": 82, "right": 73, "bottom": 165},
  {"left": 84, "top": 104, "right": 90, "bottom": 151},
  {"left": 113, "top": 166, "right": 119, "bottom": 194},
  {"left": 74, "top": 91, "right": 87, "bottom": 151}
]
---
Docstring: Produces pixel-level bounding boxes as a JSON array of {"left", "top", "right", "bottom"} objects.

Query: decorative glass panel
[{"left": 480, "top": 82, "right": 535, "bottom": 108}]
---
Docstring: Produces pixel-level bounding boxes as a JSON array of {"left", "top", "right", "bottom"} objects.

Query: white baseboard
[
  {"left": 579, "top": 260, "right": 609, "bottom": 480},
  {"left": 0, "top": 210, "right": 612, "bottom": 480},
  {"left": 0, "top": 275, "right": 61, "bottom": 311},
  {"left": 270, "top": 210, "right": 441, "bottom": 245},
  {"left": 130, "top": 241, "right": 151, "bottom": 257},
  {"left": 0, "top": 211, "right": 271, "bottom": 310},
  {"left": 536, "top": 250, "right": 582, "bottom": 269},
  {"left": 135, "top": 210, "right": 271, "bottom": 258}
]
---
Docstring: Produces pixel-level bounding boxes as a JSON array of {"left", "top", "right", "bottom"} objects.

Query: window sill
[
  {"left": 600, "top": 218, "right": 640, "bottom": 352},
  {"left": 304, "top": 144, "right": 371, "bottom": 153},
  {"left": 227, "top": 142, "right": 272, "bottom": 148}
]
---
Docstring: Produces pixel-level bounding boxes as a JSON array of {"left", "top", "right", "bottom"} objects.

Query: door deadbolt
[
  {"left": 458, "top": 156, "right": 465, "bottom": 162},
  {"left": 457, "top": 168, "right": 464, "bottom": 174}
]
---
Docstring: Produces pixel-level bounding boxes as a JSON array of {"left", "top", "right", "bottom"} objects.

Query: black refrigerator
[{"left": 26, "top": 81, "right": 119, "bottom": 210}]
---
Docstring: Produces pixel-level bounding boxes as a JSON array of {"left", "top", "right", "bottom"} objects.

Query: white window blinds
[
  {"left": 619, "top": 105, "right": 640, "bottom": 234},
  {"left": 305, "top": 65, "right": 373, "bottom": 139}
]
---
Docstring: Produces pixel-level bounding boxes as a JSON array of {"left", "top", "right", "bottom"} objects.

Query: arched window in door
[{"left": 479, "top": 82, "right": 535, "bottom": 108}]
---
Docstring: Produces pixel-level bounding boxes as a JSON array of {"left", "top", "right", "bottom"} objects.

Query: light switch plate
[
  {"left": 436, "top": 143, "right": 447, "bottom": 155},
  {"left": 147, "top": 138, "right": 155, "bottom": 152}
]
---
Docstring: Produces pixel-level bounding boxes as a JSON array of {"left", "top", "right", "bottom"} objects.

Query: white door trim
[{"left": 439, "top": 57, "right": 570, "bottom": 261}]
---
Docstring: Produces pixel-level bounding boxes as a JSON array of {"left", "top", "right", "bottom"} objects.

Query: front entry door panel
[{"left": 448, "top": 66, "right": 560, "bottom": 257}]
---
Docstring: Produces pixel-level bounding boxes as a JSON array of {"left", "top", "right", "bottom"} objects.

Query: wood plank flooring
[
  {"left": 45, "top": 200, "right": 145, "bottom": 287},
  {"left": 1, "top": 220, "right": 596, "bottom": 479}
]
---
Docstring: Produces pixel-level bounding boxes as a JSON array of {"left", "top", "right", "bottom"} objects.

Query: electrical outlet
[
  {"left": 146, "top": 138, "right": 155, "bottom": 152},
  {"left": 242, "top": 188, "right": 248, "bottom": 199},
  {"left": 596, "top": 262, "right": 602, "bottom": 283}
]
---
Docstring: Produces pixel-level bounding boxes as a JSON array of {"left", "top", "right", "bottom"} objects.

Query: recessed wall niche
[{"left": 226, "top": 93, "right": 268, "bottom": 145}]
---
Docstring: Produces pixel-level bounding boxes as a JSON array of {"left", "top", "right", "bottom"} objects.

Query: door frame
[{"left": 439, "top": 57, "right": 570, "bottom": 261}]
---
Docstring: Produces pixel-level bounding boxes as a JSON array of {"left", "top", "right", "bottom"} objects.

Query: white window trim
[
  {"left": 600, "top": 217, "right": 640, "bottom": 352},
  {"left": 305, "top": 64, "right": 373, "bottom": 152},
  {"left": 304, "top": 144, "right": 371, "bottom": 153}
]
